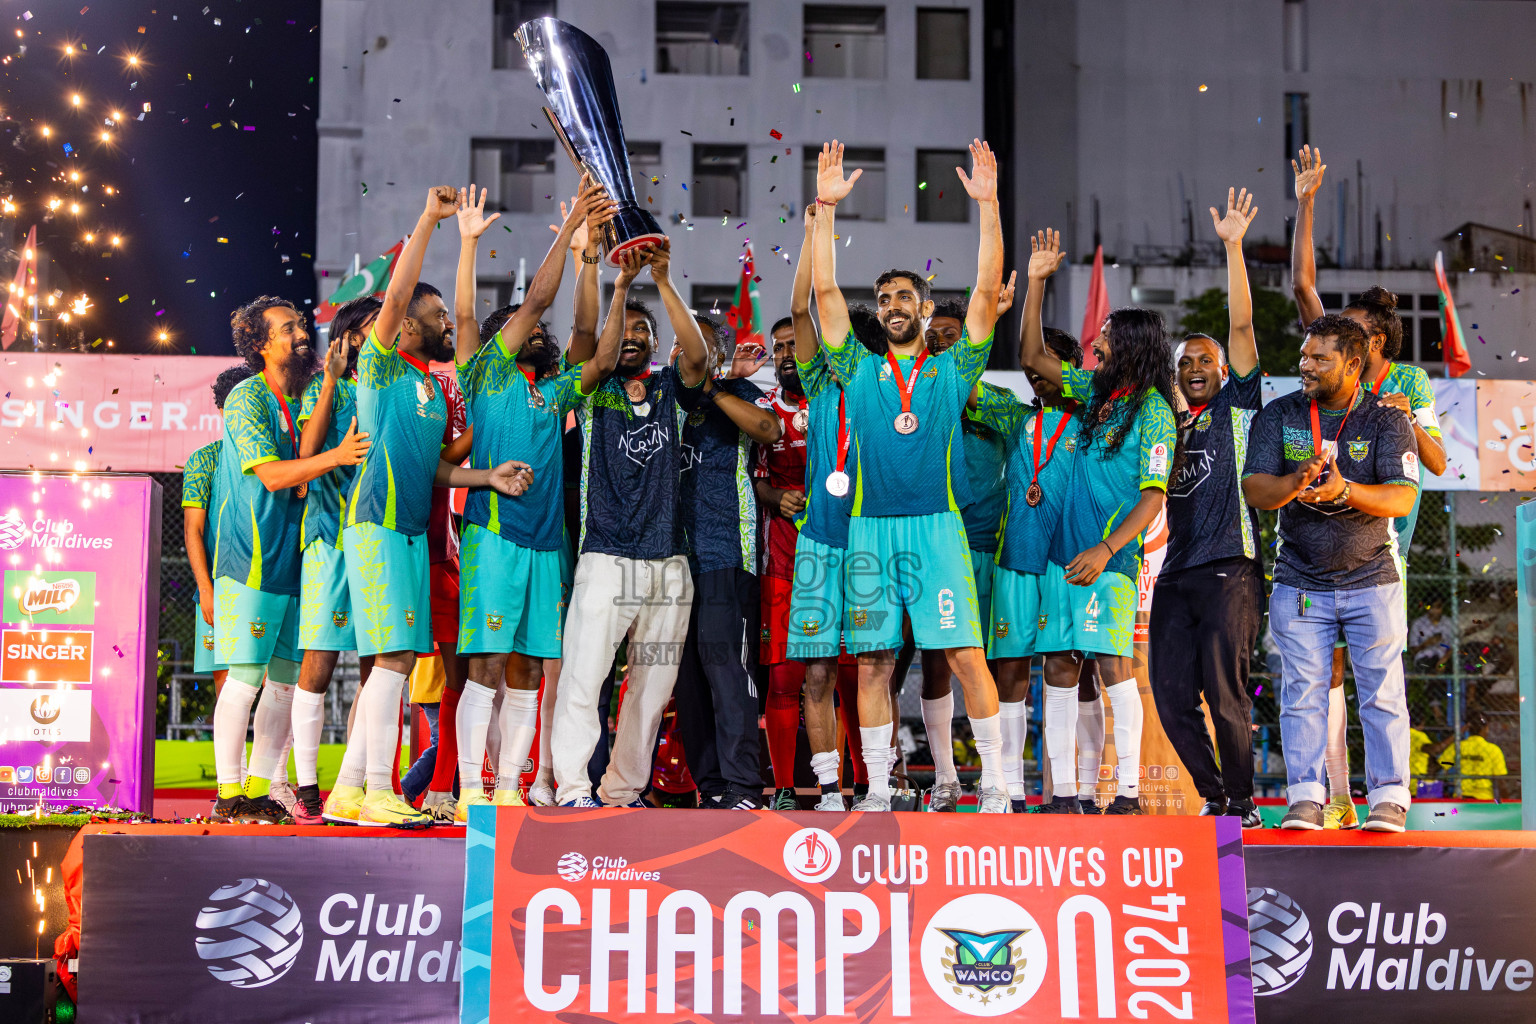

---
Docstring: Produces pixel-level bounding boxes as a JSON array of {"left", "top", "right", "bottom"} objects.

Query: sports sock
[
  {"left": 1077, "top": 694, "right": 1106, "bottom": 797},
  {"left": 335, "top": 694, "right": 367, "bottom": 790},
  {"left": 998, "top": 700, "right": 1027, "bottom": 795},
  {"left": 809, "top": 750, "right": 841, "bottom": 787},
  {"left": 859, "top": 725, "right": 893, "bottom": 800},
  {"left": 497, "top": 688, "right": 540, "bottom": 791},
  {"left": 921, "top": 693, "right": 957, "bottom": 785},
  {"left": 429, "top": 685, "right": 461, "bottom": 793},
  {"left": 1326, "top": 685, "right": 1350, "bottom": 801},
  {"left": 245, "top": 680, "right": 294, "bottom": 798},
  {"left": 290, "top": 688, "right": 326, "bottom": 787},
  {"left": 970, "top": 713, "right": 1004, "bottom": 792},
  {"left": 536, "top": 673, "right": 555, "bottom": 784},
  {"left": 765, "top": 662, "right": 805, "bottom": 789},
  {"left": 360, "top": 666, "right": 408, "bottom": 793},
  {"left": 457, "top": 682, "right": 497, "bottom": 799},
  {"left": 834, "top": 663, "right": 867, "bottom": 784},
  {"left": 213, "top": 666, "right": 263, "bottom": 799},
  {"left": 1105, "top": 679, "right": 1144, "bottom": 799},
  {"left": 1044, "top": 685, "right": 1079, "bottom": 798}
]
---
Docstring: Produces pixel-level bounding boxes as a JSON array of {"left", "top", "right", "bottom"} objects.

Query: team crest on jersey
[
  {"left": 1347, "top": 440, "right": 1370, "bottom": 461},
  {"left": 760, "top": 624, "right": 771, "bottom": 643},
  {"left": 1037, "top": 614, "right": 1048, "bottom": 630},
  {"left": 487, "top": 613, "right": 504, "bottom": 632},
  {"left": 404, "top": 610, "right": 415, "bottom": 627},
  {"left": 851, "top": 610, "right": 868, "bottom": 629},
  {"left": 249, "top": 620, "right": 267, "bottom": 639},
  {"left": 687, "top": 411, "right": 706, "bottom": 426},
  {"left": 800, "top": 618, "right": 821, "bottom": 636},
  {"left": 332, "top": 611, "right": 348, "bottom": 628},
  {"left": 995, "top": 620, "right": 1010, "bottom": 639},
  {"left": 1191, "top": 410, "right": 1212, "bottom": 432},
  {"left": 1062, "top": 437, "right": 1078, "bottom": 453},
  {"left": 921, "top": 366, "right": 938, "bottom": 378},
  {"left": 202, "top": 634, "right": 215, "bottom": 651}
]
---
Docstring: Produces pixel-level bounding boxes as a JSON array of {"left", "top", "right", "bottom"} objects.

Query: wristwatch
[{"left": 1337, "top": 480, "right": 1352, "bottom": 505}]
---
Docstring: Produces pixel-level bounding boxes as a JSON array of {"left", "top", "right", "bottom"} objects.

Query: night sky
[{"left": 1, "top": 0, "right": 320, "bottom": 357}]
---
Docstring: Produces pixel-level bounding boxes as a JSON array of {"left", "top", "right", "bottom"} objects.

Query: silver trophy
[{"left": 516, "top": 17, "right": 667, "bottom": 267}]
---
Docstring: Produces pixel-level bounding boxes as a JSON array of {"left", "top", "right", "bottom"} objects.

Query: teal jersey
[
  {"left": 794, "top": 354, "right": 855, "bottom": 549},
  {"left": 296, "top": 375, "right": 358, "bottom": 551},
  {"left": 348, "top": 329, "right": 449, "bottom": 537},
  {"left": 1049, "top": 365, "right": 1177, "bottom": 582},
  {"left": 959, "top": 385, "right": 1010, "bottom": 554},
  {"left": 212, "top": 374, "right": 303, "bottom": 595},
  {"left": 972, "top": 388, "right": 1083, "bottom": 576},
  {"left": 1367, "top": 362, "right": 1440, "bottom": 555},
  {"left": 181, "top": 441, "right": 221, "bottom": 511},
  {"left": 460, "top": 335, "right": 587, "bottom": 551},
  {"left": 823, "top": 326, "right": 992, "bottom": 518}
]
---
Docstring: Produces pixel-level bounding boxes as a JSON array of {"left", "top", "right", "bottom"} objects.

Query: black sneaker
[
  {"left": 1199, "top": 797, "right": 1227, "bottom": 816},
  {"left": 1078, "top": 797, "right": 1101, "bottom": 815},
  {"left": 1104, "top": 795, "right": 1144, "bottom": 815},
  {"left": 1034, "top": 795, "right": 1082, "bottom": 814},
  {"left": 852, "top": 782, "right": 869, "bottom": 802},
  {"left": 210, "top": 795, "right": 246, "bottom": 823},
  {"left": 1281, "top": 800, "right": 1325, "bottom": 830},
  {"left": 1226, "top": 798, "right": 1264, "bottom": 829},
  {"left": 719, "top": 787, "right": 763, "bottom": 811},
  {"left": 1361, "top": 802, "right": 1407, "bottom": 833},
  {"left": 241, "top": 794, "right": 294, "bottom": 824},
  {"left": 772, "top": 787, "right": 798, "bottom": 811}
]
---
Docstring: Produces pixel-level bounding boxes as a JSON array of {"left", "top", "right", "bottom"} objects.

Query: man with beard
[
  {"left": 553, "top": 236, "right": 710, "bottom": 807},
  {"left": 811, "top": 139, "right": 1010, "bottom": 812},
  {"left": 450, "top": 180, "right": 625, "bottom": 819},
  {"left": 209, "top": 297, "right": 371, "bottom": 823},
  {"left": 672, "top": 312, "right": 781, "bottom": 810},
  {"left": 1243, "top": 314, "right": 1420, "bottom": 832},
  {"left": 340, "top": 187, "right": 533, "bottom": 827},
  {"left": 1150, "top": 189, "right": 1265, "bottom": 828},
  {"left": 1021, "top": 230, "right": 1179, "bottom": 815}
]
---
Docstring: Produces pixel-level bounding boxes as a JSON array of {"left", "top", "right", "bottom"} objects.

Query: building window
[
  {"left": 803, "top": 146, "right": 885, "bottom": 221},
  {"left": 804, "top": 5, "right": 886, "bottom": 79},
  {"left": 477, "top": 278, "right": 518, "bottom": 317},
  {"left": 1283, "top": 0, "right": 1308, "bottom": 73},
  {"left": 1416, "top": 292, "right": 1444, "bottom": 362},
  {"left": 470, "top": 139, "right": 556, "bottom": 214},
  {"left": 493, "top": 0, "right": 556, "bottom": 70},
  {"left": 692, "top": 144, "right": 747, "bottom": 217},
  {"left": 691, "top": 284, "right": 738, "bottom": 317},
  {"left": 916, "top": 7, "right": 968, "bottom": 80},
  {"left": 656, "top": 2, "right": 749, "bottom": 76},
  {"left": 1284, "top": 92, "right": 1309, "bottom": 199},
  {"left": 915, "top": 149, "right": 967, "bottom": 223},
  {"left": 628, "top": 142, "right": 664, "bottom": 210}
]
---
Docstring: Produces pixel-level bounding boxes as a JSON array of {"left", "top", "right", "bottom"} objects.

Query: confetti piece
[
  {"left": 489, "top": 250, "right": 497, "bottom": 257},
  {"left": 361, "top": 182, "right": 368, "bottom": 194},
  {"left": 216, "top": 237, "right": 228, "bottom": 244},
  {"left": 1198, "top": 83, "right": 1208, "bottom": 92},
  {"left": 680, "top": 130, "right": 693, "bottom": 136},
  {"left": 113, "top": 645, "right": 123, "bottom": 657},
  {"left": 118, "top": 295, "right": 128, "bottom": 302},
  {"left": 769, "top": 129, "right": 782, "bottom": 140},
  {"left": 918, "top": 182, "right": 928, "bottom": 190},
  {"left": 793, "top": 83, "right": 801, "bottom": 93}
]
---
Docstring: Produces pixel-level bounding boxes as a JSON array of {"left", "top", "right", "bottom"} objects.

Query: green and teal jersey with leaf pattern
[
  {"left": 347, "top": 329, "right": 448, "bottom": 537},
  {"left": 297, "top": 375, "right": 358, "bottom": 551},
  {"left": 211, "top": 374, "right": 302, "bottom": 595}
]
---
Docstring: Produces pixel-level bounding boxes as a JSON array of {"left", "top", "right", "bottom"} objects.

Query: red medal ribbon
[
  {"left": 1029, "top": 408, "right": 1071, "bottom": 487},
  {"left": 1310, "top": 386, "right": 1360, "bottom": 462},
  {"left": 834, "top": 389, "right": 850, "bottom": 474},
  {"left": 1184, "top": 402, "right": 1209, "bottom": 422},
  {"left": 399, "top": 348, "right": 435, "bottom": 401},
  {"left": 1365, "top": 361, "right": 1392, "bottom": 395},
  {"left": 262, "top": 370, "right": 298, "bottom": 452},
  {"left": 884, "top": 348, "right": 929, "bottom": 419}
]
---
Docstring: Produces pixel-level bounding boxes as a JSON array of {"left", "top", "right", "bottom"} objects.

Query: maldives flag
[
  {"left": 315, "top": 240, "right": 404, "bottom": 324},
  {"left": 1434, "top": 251, "right": 1472, "bottom": 378},
  {"left": 1079, "top": 244, "right": 1111, "bottom": 369},
  {"left": 724, "top": 245, "right": 764, "bottom": 350}
]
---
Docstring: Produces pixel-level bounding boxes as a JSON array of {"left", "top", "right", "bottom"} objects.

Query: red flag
[
  {"left": 1434, "top": 251, "right": 1471, "bottom": 378},
  {"left": 2, "top": 225, "right": 37, "bottom": 350},
  {"left": 315, "top": 240, "right": 404, "bottom": 325},
  {"left": 1079, "top": 244, "right": 1110, "bottom": 369},
  {"left": 724, "top": 245, "right": 763, "bottom": 349}
]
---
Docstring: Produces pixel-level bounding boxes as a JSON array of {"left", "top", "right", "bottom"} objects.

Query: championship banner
[
  {"left": 1243, "top": 834, "right": 1536, "bottom": 1024},
  {"left": 78, "top": 828, "right": 466, "bottom": 1024},
  {"left": 462, "top": 807, "right": 1255, "bottom": 1023},
  {"left": 0, "top": 473, "right": 159, "bottom": 812},
  {"left": 0, "top": 352, "right": 240, "bottom": 473}
]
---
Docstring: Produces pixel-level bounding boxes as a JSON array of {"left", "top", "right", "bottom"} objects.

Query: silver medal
[{"left": 825, "top": 471, "right": 850, "bottom": 497}]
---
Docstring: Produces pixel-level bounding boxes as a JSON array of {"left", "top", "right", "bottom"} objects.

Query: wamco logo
[{"left": 920, "top": 892, "right": 1049, "bottom": 1015}]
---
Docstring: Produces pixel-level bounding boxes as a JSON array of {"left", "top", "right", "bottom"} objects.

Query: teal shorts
[
  {"left": 844, "top": 511, "right": 983, "bottom": 654},
  {"left": 194, "top": 613, "right": 226, "bottom": 674},
  {"left": 1057, "top": 565, "right": 1137, "bottom": 658},
  {"left": 299, "top": 541, "right": 355, "bottom": 652},
  {"left": 458, "top": 523, "right": 569, "bottom": 658},
  {"left": 971, "top": 548, "right": 995, "bottom": 637},
  {"left": 214, "top": 577, "right": 299, "bottom": 667},
  {"left": 989, "top": 565, "right": 1040, "bottom": 660},
  {"left": 785, "top": 534, "right": 847, "bottom": 661},
  {"left": 342, "top": 522, "right": 433, "bottom": 657}
]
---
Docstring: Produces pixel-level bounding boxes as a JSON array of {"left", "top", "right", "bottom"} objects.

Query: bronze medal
[
  {"left": 1025, "top": 480, "right": 1043, "bottom": 507},
  {"left": 624, "top": 378, "right": 647, "bottom": 403},
  {"left": 1097, "top": 403, "right": 1112, "bottom": 424},
  {"left": 792, "top": 409, "right": 809, "bottom": 433},
  {"left": 529, "top": 387, "right": 545, "bottom": 408}
]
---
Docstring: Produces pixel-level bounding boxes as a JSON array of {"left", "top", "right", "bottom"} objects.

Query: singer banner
[{"left": 461, "top": 807, "right": 1254, "bottom": 1023}]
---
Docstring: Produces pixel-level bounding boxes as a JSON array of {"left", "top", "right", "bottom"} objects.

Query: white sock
[
  {"left": 247, "top": 681, "right": 294, "bottom": 782},
  {"left": 860, "top": 725, "right": 893, "bottom": 799},
  {"left": 921, "top": 694, "right": 957, "bottom": 784},
  {"left": 1044, "top": 686, "right": 1079, "bottom": 797},
  {"left": 497, "top": 688, "right": 541, "bottom": 790},
  {"left": 485, "top": 685, "right": 505, "bottom": 787},
  {"left": 1077, "top": 695, "right": 1106, "bottom": 797},
  {"left": 335, "top": 695, "right": 367, "bottom": 790},
  {"left": 537, "top": 673, "right": 556, "bottom": 782},
  {"left": 274, "top": 735, "right": 293, "bottom": 786},
  {"left": 290, "top": 688, "right": 326, "bottom": 787},
  {"left": 1326, "top": 685, "right": 1349, "bottom": 800},
  {"left": 810, "top": 750, "right": 840, "bottom": 787},
  {"left": 360, "top": 667, "right": 408, "bottom": 792},
  {"left": 213, "top": 676, "right": 260, "bottom": 789},
  {"left": 997, "top": 700, "right": 1027, "bottom": 796},
  {"left": 970, "top": 713, "right": 1004, "bottom": 792},
  {"left": 458, "top": 682, "right": 497, "bottom": 798},
  {"left": 1105, "top": 679, "right": 1144, "bottom": 799}
]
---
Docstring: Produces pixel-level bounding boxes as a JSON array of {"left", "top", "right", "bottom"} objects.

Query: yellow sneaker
[
  {"left": 321, "top": 784, "right": 365, "bottom": 825},
  {"left": 420, "top": 790, "right": 458, "bottom": 824},
  {"left": 455, "top": 790, "right": 492, "bottom": 824},
  {"left": 492, "top": 787, "right": 526, "bottom": 807},
  {"left": 358, "top": 790, "right": 432, "bottom": 829},
  {"left": 1323, "top": 795, "right": 1359, "bottom": 830}
]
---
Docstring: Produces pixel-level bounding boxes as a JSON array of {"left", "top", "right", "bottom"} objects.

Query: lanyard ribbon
[
  {"left": 884, "top": 349, "right": 928, "bottom": 417},
  {"left": 262, "top": 371, "right": 297, "bottom": 451},
  {"left": 1030, "top": 408, "right": 1071, "bottom": 485},
  {"left": 1310, "top": 387, "right": 1360, "bottom": 462},
  {"left": 1365, "top": 361, "right": 1392, "bottom": 395},
  {"left": 834, "top": 390, "right": 850, "bottom": 473}
]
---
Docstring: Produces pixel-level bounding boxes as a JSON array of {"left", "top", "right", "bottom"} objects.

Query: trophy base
[{"left": 607, "top": 232, "right": 668, "bottom": 268}]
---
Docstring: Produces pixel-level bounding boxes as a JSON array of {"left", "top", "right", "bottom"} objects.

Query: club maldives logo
[
  {"left": 194, "top": 878, "right": 304, "bottom": 989},
  {"left": 782, "top": 827, "right": 840, "bottom": 884},
  {"left": 556, "top": 852, "right": 589, "bottom": 883},
  {"left": 1247, "top": 886, "right": 1314, "bottom": 996},
  {"left": 4, "top": 570, "right": 97, "bottom": 625},
  {"left": 0, "top": 512, "right": 24, "bottom": 550},
  {"left": 920, "top": 893, "right": 1048, "bottom": 1016}
]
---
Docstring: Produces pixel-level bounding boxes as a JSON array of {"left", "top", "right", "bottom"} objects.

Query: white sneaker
[
  {"left": 851, "top": 792, "right": 891, "bottom": 811},
  {"left": 976, "top": 786, "right": 1012, "bottom": 813},
  {"left": 268, "top": 777, "right": 298, "bottom": 814},
  {"left": 815, "top": 789, "right": 847, "bottom": 811},
  {"left": 528, "top": 774, "right": 557, "bottom": 807},
  {"left": 421, "top": 790, "right": 457, "bottom": 824}
]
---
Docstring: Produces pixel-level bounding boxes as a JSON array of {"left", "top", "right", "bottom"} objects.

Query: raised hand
[
  {"left": 1210, "top": 186, "right": 1258, "bottom": 245},
  {"left": 1292, "top": 145, "right": 1326, "bottom": 201},
  {"left": 647, "top": 236, "right": 674, "bottom": 281},
  {"left": 426, "top": 185, "right": 460, "bottom": 222},
  {"left": 332, "top": 416, "right": 371, "bottom": 466},
  {"left": 615, "top": 244, "right": 653, "bottom": 285},
  {"left": 488, "top": 460, "right": 534, "bottom": 497},
  {"left": 729, "top": 340, "right": 769, "bottom": 378},
  {"left": 1027, "top": 229, "right": 1066, "bottom": 281},
  {"left": 456, "top": 183, "right": 501, "bottom": 240},
  {"left": 323, "top": 336, "right": 348, "bottom": 380},
  {"left": 996, "top": 270, "right": 1018, "bottom": 317},
  {"left": 803, "top": 202, "right": 817, "bottom": 231},
  {"left": 956, "top": 138, "right": 998, "bottom": 203},
  {"left": 816, "top": 141, "right": 863, "bottom": 204}
]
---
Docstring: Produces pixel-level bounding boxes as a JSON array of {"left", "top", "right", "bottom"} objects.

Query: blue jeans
[
  {"left": 1270, "top": 581, "right": 1411, "bottom": 809},
  {"left": 401, "top": 703, "right": 440, "bottom": 804}
]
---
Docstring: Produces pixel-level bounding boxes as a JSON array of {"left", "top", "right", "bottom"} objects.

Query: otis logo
[
  {"left": 921, "top": 893, "right": 1048, "bottom": 1015},
  {"left": 29, "top": 693, "right": 61, "bottom": 724},
  {"left": 3, "top": 570, "right": 96, "bottom": 625},
  {"left": 1, "top": 629, "right": 93, "bottom": 683},
  {"left": 195, "top": 878, "right": 304, "bottom": 988},
  {"left": 0, "top": 688, "right": 92, "bottom": 741},
  {"left": 782, "top": 827, "right": 841, "bottom": 883}
]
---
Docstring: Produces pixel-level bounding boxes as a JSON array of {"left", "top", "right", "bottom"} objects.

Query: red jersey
[
  {"left": 753, "top": 384, "right": 809, "bottom": 580},
  {"left": 428, "top": 369, "right": 467, "bottom": 565}
]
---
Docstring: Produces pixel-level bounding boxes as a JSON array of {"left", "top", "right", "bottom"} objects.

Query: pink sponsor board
[{"left": 0, "top": 473, "right": 160, "bottom": 811}]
